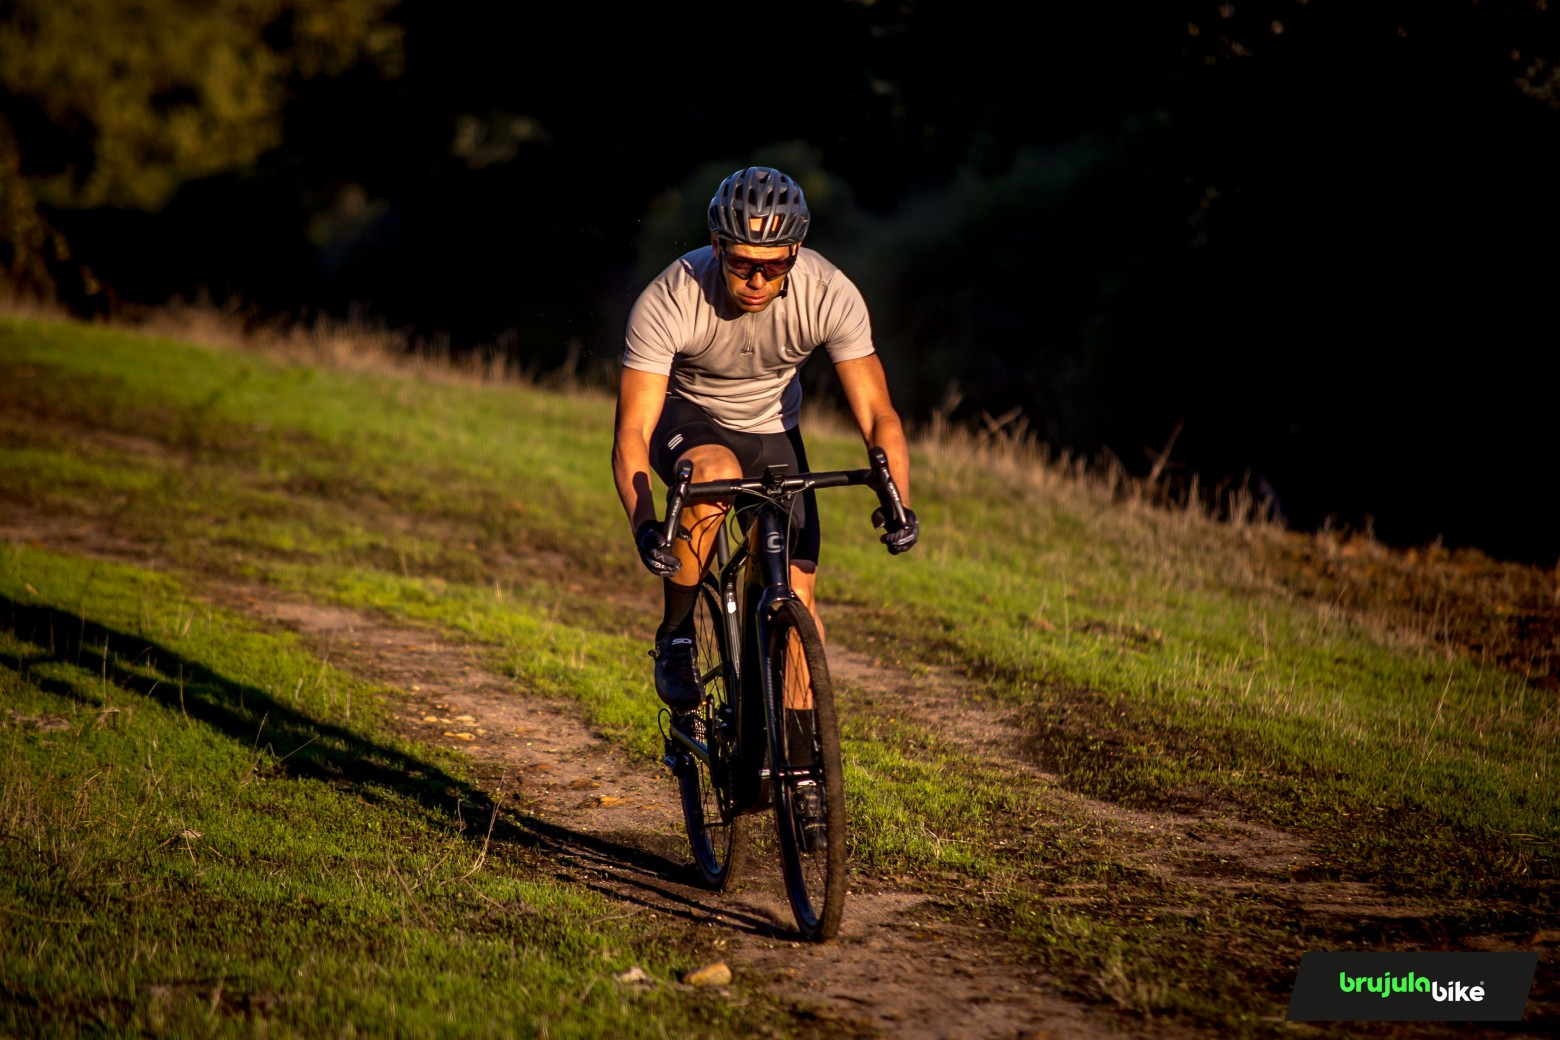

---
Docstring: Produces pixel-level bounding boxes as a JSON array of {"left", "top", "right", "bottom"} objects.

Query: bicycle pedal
[{"left": 791, "top": 781, "right": 827, "bottom": 852}]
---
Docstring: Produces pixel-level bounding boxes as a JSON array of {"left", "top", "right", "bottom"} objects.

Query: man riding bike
[{"left": 610, "top": 166, "right": 918, "bottom": 803}]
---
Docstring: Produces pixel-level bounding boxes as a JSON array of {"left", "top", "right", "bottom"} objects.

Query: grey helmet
[{"left": 707, "top": 167, "right": 810, "bottom": 245}]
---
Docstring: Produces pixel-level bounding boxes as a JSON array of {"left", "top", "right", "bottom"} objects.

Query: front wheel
[
  {"left": 677, "top": 577, "right": 747, "bottom": 889},
  {"left": 766, "top": 598, "right": 847, "bottom": 942}
]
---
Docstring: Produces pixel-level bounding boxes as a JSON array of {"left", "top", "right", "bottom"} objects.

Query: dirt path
[
  {"left": 241, "top": 592, "right": 1130, "bottom": 1040},
  {"left": 0, "top": 508, "right": 1159, "bottom": 1037},
  {"left": 219, "top": 586, "right": 1457, "bottom": 1038},
  {"left": 5, "top": 513, "right": 1510, "bottom": 1039}
]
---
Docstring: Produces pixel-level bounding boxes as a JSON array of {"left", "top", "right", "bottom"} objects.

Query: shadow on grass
[{"left": 1, "top": 594, "right": 806, "bottom": 941}]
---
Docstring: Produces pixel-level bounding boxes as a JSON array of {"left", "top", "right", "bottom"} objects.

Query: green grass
[
  {"left": 0, "top": 546, "right": 779, "bottom": 1038},
  {"left": 3, "top": 313, "right": 1556, "bottom": 1037}
]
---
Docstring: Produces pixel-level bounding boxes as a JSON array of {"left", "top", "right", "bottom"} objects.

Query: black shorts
[{"left": 649, "top": 395, "right": 821, "bottom": 566}]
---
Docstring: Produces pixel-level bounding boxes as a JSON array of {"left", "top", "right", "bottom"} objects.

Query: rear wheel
[
  {"left": 767, "top": 598, "right": 846, "bottom": 942},
  {"left": 677, "top": 577, "right": 746, "bottom": 889}
]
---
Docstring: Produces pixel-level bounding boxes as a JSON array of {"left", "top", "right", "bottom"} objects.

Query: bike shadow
[
  {"left": 1, "top": 594, "right": 810, "bottom": 942},
  {"left": 529, "top": 814, "right": 805, "bottom": 941}
]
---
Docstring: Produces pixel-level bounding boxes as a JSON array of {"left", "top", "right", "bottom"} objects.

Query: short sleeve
[
  {"left": 819, "top": 272, "right": 876, "bottom": 364},
  {"left": 622, "top": 278, "right": 681, "bottom": 375}
]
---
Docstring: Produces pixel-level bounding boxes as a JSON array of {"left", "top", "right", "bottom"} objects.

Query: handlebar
[{"left": 660, "top": 446, "right": 908, "bottom": 549}]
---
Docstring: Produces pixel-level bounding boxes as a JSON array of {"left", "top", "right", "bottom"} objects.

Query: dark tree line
[{"left": 3, "top": 0, "right": 1557, "bottom": 565}]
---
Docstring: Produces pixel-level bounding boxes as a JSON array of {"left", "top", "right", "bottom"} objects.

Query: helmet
[{"left": 707, "top": 167, "right": 810, "bottom": 245}]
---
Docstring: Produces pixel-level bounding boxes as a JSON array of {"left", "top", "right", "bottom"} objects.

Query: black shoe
[
  {"left": 791, "top": 780, "right": 826, "bottom": 853},
  {"left": 649, "top": 635, "right": 702, "bottom": 711}
]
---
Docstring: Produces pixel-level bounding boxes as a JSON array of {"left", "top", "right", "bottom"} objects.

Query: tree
[{"left": 0, "top": 0, "right": 402, "bottom": 304}]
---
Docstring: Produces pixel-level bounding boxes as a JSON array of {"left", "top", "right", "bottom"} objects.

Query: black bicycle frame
[{"left": 662, "top": 449, "right": 907, "bottom": 816}]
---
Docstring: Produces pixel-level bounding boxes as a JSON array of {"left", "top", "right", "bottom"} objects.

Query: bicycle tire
[
  {"left": 766, "top": 598, "right": 847, "bottom": 942},
  {"left": 678, "top": 577, "right": 747, "bottom": 889}
]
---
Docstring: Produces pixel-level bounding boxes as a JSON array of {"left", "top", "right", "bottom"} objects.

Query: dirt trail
[
  {"left": 225, "top": 587, "right": 1449, "bottom": 1037},
  {"left": 243, "top": 593, "right": 1127, "bottom": 1040},
  {"left": 0, "top": 514, "right": 1459, "bottom": 1038}
]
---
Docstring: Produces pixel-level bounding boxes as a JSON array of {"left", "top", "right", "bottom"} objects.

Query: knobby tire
[
  {"left": 678, "top": 576, "right": 747, "bottom": 889},
  {"left": 767, "top": 598, "right": 847, "bottom": 942}
]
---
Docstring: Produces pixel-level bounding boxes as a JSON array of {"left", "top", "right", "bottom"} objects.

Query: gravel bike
[{"left": 658, "top": 447, "right": 910, "bottom": 942}]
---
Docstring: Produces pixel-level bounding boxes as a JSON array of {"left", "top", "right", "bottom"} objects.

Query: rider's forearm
[{"left": 611, "top": 434, "right": 659, "bottom": 534}]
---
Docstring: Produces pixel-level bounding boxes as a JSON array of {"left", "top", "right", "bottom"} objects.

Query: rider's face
[{"left": 714, "top": 236, "right": 798, "bottom": 313}]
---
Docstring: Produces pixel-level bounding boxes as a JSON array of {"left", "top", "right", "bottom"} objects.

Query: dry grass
[{"left": 103, "top": 292, "right": 538, "bottom": 388}]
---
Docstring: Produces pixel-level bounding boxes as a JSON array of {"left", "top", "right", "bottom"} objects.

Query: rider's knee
[{"left": 679, "top": 444, "right": 742, "bottom": 483}]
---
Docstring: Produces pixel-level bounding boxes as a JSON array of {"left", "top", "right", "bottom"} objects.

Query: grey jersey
[{"left": 622, "top": 246, "right": 876, "bottom": 433}]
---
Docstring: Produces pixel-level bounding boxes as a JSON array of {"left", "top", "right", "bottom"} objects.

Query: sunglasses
[{"left": 719, "top": 247, "right": 797, "bottom": 280}]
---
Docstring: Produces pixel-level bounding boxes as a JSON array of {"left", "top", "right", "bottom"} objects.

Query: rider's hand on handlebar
[
  {"left": 871, "top": 506, "right": 920, "bottom": 555},
  {"left": 635, "top": 520, "right": 682, "bottom": 577}
]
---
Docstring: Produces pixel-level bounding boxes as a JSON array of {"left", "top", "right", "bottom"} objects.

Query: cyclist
[{"left": 611, "top": 165, "right": 918, "bottom": 769}]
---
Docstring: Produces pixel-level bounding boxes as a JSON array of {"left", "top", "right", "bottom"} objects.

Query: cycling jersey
[{"left": 622, "top": 245, "right": 876, "bottom": 434}]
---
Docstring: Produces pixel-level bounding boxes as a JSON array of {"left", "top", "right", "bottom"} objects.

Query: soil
[
  {"left": 4, "top": 506, "right": 1555, "bottom": 1039},
  {"left": 238, "top": 591, "right": 1130, "bottom": 1040}
]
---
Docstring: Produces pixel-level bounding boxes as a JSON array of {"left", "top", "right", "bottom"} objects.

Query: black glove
[
  {"left": 635, "top": 520, "right": 682, "bottom": 577},
  {"left": 871, "top": 506, "right": 920, "bottom": 555}
]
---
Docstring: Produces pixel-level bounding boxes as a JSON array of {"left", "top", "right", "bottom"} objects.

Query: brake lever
[
  {"left": 662, "top": 459, "right": 694, "bottom": 547},
  {"left": 867, "top": 446, "right": 908, "bottom": 530}
]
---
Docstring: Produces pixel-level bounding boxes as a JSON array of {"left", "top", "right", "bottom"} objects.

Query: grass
[
  {"left": 0, "top": 547, "right": 774, "bottom": 1039},
  {"left": 2, "top": 310, "right": 1556, "bottom": 1037}
]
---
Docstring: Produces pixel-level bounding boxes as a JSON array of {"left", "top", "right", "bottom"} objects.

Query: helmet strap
[{"left": 777, "top": 244, "right": 798, "bottom": 299}]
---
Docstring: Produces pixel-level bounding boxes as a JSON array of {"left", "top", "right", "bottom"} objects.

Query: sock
[
  {"left": 656, "top": 580, "right": 699, "bottom": 642},
  {"left": 785, "top": 708, "right": 817, "bottom": 769}
]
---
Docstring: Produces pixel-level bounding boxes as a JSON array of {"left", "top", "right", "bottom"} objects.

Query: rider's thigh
[{"left": 675, "top": 444, "right": 739, "bottom": 573}]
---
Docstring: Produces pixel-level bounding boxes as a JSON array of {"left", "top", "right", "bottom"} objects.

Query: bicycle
[{"left": 656, "top": 446, "right": 910, "bottom": 943}]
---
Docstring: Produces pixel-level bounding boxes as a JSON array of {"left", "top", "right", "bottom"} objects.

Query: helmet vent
[{"left": 707, "top": 166, "right": 810, "bottom": 245}]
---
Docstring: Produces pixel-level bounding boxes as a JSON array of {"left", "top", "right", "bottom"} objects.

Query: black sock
[
  {"left": 656, "top": 580, "right": 699, "bottom": 642},
  {"left": 785, "top": 708, "right": 817, "bottom": 769}
]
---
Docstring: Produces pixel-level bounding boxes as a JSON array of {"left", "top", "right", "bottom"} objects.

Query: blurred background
[{"left": 3, "top": 0, "right": 1557, "bottom": 567}]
